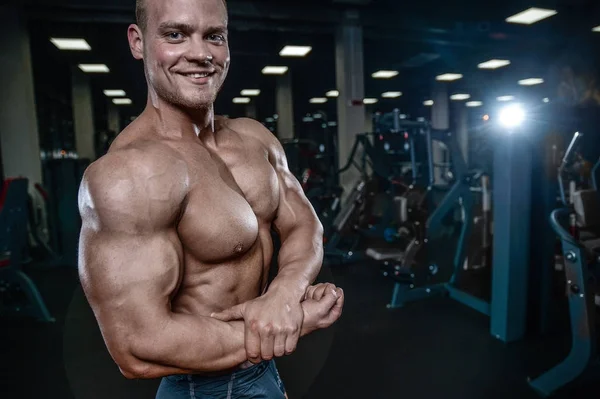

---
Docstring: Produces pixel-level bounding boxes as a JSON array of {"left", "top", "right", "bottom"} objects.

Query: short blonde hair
[{"left": 136, "top": 0, "right": 227, "bottom": 32}]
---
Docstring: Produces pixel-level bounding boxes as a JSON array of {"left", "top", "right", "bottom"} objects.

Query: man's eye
[
  {"left": 210, "top": 34, "right": 225, "bottom": 42},
  {"left": 169, "top": 32, "right": 182, "bottom": 40}
]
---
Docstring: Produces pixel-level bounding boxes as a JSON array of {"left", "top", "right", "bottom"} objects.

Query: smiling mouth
[{"left": 180, "top": 72, "right": 216, "bottom": 82}]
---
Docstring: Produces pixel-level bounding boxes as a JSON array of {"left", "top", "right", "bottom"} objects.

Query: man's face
[{"left": 142, "top": 0, "right": 230, "bottom": 109}]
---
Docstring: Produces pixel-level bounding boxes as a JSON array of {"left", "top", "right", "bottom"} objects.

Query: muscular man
[{"left": 77, "top": 0, "right": 344, "bottom": 397}]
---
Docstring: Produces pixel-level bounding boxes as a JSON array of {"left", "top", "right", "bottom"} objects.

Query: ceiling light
[
  {"left": 103, "top": 90, "right": 126, "bottom": 97},
  {"left": 436, "top": 73, "right": 463, "bottom": 82},
  {"left": 497, "top": 95, "right": 515, "bottom": 102},
  {"left": 593, "top": 26, "right": 600, "bottom": 32},
  {"left": 543, "top": 97, "right": 550, "bottom": 103},
  {"left": 478, "top": 59, "right": 511, "bottom": 70},
  {"left": 450, "top": 94, "right": 471, "bottom": 101},
  {"left": 424, "top": 100, "right": 434, "bottom": 106},
  {"left": 50, "top": 38, "right": 91, "bottom": 51},
  {"left": 382, "top": 91, "right": 402, "bottom": 98},
  {"left": 506, "top": 8, "right": 557, "bottom": 25},
  {"left": 519, "top": 78, "right": 544, "bottom": 86},
  {"left": 262, "top": 66, "right": 288, "bottom": 75},
  {"left": 303, "top": 117, "right": 314, "bottom": 122},
  {"left": 233, "top": 97, "right": 251, "bottom": 104},
  {"left": 279, "top": 46, "right": 312, "bottom": 57},
  {"left": 372, "top": 70, "right": 399, "bottom": 79},
  {"left": 363, "top": 98, "right": 379, "bottom": 104},
  {"left": 112, "top": 98, "right": 132, "bottom": 105},
  {"left": 78, "top": 64, "right": 109, "bottom": 73},
  {"left": 328, "top": 121, "right": 337, "bottom": 127},
  {"left": 466, "top": 101, "right": 483, "bottom": 107},
  {"left": 310, "top": 98, "right": 327, "bottom": 104},
  {"left": 326, "top": 90, "right": 339, "bottom": 97},
  {"left": 241, "top": 89, "right": 260, "bottom": 96}
]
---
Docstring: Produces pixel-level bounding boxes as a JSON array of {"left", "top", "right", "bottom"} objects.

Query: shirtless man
[{"left": 77, "top": 0, "right": 344, "bottom": 397}]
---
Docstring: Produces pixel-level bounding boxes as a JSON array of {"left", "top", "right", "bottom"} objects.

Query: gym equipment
[
  {"left": 528, "top": 132, "right": 600, "bottom": 397},
  {"left": 0, "top": 178, "right": 54, "bottom": 322},
  {"left": 324, "top": 118, "right": 432, "bottom": 263},
  {"left": 367, "top": 129, "right": 483, "bottom": 307}
]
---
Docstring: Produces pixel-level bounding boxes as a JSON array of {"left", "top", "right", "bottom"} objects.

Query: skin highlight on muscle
[{"left": 78, "top": 0, "right": 343, "bottom": 382}]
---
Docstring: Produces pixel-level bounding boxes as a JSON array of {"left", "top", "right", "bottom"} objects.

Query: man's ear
[{"left": 128, "top": 24, "right": 144, "bottom": 60}]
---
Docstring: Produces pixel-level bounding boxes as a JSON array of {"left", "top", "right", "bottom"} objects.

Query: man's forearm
[
  {"left": 125, "top": 314, "right": 247, "bottom": 378},
  {"left": 270, "top": 222, "right": 324, "bottom": 300},
  {"left": 122, "top": 304, "right": 318, "bottom": 379}
]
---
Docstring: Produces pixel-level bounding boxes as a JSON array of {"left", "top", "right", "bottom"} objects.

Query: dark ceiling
[{"left": 17, "top": 0, "right": 600, "bottom": 129}]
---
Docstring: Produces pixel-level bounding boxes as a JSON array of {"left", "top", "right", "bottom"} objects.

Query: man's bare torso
[{"left": 108, "top": 115, "right": 279, "bottom": 316}]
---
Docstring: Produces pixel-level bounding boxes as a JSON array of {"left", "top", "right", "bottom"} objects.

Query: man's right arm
[{"left": 79, "top": 150, "right": 248, "bottom": 379}]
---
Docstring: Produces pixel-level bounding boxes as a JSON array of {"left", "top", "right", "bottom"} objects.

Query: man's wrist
[{"left": 268, "top": 278, "right": 308, "bottom": 302}]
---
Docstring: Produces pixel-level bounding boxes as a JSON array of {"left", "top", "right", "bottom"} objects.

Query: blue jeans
[{"left": 156, "top": 360, "right": 287, "bottom": 399}]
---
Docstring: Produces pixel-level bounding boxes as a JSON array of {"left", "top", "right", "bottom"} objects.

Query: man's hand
[
  {"left": 211, "top": 290, "right": 304, "bottom": 364},
  {"left": 301, "top": 283, "right": 344, "bottom": 335}
]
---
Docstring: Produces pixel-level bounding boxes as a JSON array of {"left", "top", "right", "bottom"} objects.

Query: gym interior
[{"left": 1, "top": 0, "right": 600, "bottom": 398}]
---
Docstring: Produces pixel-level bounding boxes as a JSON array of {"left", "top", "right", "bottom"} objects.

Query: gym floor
[{"left": 1, "top": 259, "right": 598, "bottom": 399}]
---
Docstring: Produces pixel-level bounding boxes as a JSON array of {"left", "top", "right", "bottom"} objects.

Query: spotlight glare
[{"left": 499, "top": 104, "right": 526, "bottom": 129}]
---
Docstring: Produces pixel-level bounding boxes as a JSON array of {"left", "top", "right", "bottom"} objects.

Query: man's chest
[{"left": 181, "top": 133, "right": 280, "bottom": 223}]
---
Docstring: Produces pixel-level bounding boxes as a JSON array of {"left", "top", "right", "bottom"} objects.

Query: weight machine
[
  {"left": 528, "top": 131, "right": 600, "bottom": 397},
  {"left": 324, "top": 117, "right": 431, "bottom": 264}
]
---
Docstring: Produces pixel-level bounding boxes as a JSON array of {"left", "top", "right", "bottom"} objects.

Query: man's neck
[{"left": 144, "top": 95, "right": 216, "bottom": 141}]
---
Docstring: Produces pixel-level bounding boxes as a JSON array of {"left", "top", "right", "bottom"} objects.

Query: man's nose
[{"left": 186, "top": 38, "right": 213, "bottom": 64}]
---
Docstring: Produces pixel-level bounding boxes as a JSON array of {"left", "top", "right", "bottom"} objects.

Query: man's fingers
[
  {"left": 314, "top": 284, "right": 332, "bottom": 300},
  {"left": 245, "top": 323, "right": 262, "bottom": 364},
  {"left": 284, "top": 330, "right": 299, "bottom": 355},
  {"left": 210, "top": 304, "right": 244, "bottom": 322},
  {"left": 274, "top": 334, "right": 286, "bottom": 358},
  {"left": 319, "top": 288, "right": 339, "bottom": 312},
  {"left": 260, "top": 328, "right": 275, "bottom": 361}
]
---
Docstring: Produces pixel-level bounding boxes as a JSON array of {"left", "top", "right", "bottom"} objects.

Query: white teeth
[{"left": 186, "top": 73, "right": 210, "bottom": 78}]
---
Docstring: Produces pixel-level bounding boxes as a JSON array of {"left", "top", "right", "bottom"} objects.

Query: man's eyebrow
[{"left": 158, "top": 22, "right": 195, "bottom": 32}]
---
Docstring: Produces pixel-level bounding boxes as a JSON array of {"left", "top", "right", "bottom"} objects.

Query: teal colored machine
[
  {"left": 370, "top": 113, "right": 532, "bottom": 344},
  {"left": 528, "top": 132, "right": 600, "bottom": 397}
]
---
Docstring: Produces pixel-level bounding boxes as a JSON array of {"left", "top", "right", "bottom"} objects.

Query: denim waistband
[{"left": 165, "top": 360, "right": 271, "bottom": 390}]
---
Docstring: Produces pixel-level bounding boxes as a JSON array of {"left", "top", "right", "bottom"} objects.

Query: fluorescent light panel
[
  {"left": 233, "top": 97, "right": 251, "bottom": 104},
  {"left": 450, "top": 94, "right": 471, "bottom": 101},
  {"left": 79, "top": 64, "right": 109, "bottom": 73},
  {"left": 279, "top": 46, "right": 312, "bottom": 57},
  {"left": 372, "top": 70, "right": 399, "bottom": 79},
  {"left": 436, "top": 73, "right": 463, "bottom": 82},
  {"left": 424, "top": 100, "right": 434, "bottom": 106},
  {"left": 497, "top": 95, "right": 515, "bottom": 102},
  {"left": 466, "top": 101, "right": 483, "bottom": 107},
  {"left": 506, "top": 7, "right": 557, "bottom": 25},
  {"left": 50, "top": 38, "right": 91, "bottom": 51},
  {"left": 310, "top": 98, "right": 327, "bottom": 104},
  {"left": 593, "top": 26, "right": 600, "bottom": 32},
  {"left": 262, "top": 66, "right": 288, "bottom": 75},
  {"left": 104, "top": 90, "right": 126, "bottom": 97},
  {"left": 519, "top": 78, "right": 544, "bottom": 86},
  {"left": 326, "top": 90, "right": 339, "bottom": 98},
  {"left": 478, "top": 59, "right": 511, "bottom": 70},
  {"left": 113, "top": 98, "right": 132, "bottom": 105},
  {"left": 382, "top": 91, "right": 402, "bottom": 98},
  {"left": 241, "top": 89, "right": 260, "bottom": 96},
  {"left": 363, "top": 98, "right": 378, "bottom": 104}
]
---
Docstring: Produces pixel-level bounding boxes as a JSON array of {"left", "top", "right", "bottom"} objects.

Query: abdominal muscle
[{"left": 171, "top": 224, "right": 275, "bottom": 318}]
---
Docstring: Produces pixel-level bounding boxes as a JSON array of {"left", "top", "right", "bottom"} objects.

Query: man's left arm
[
  {"left": 268, "top": 136, "right": 324, "bottom": 300},
  {"left": 211, "top": 118, "right": 324, "bottom": 363}
]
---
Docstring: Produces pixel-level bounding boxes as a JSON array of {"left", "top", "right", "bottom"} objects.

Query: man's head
[{"left": 128, "top": 0, "right": 230, "bottom": 110}]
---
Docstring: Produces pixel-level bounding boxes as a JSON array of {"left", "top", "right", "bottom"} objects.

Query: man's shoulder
[
  {"left": 84, "top": 143, "right": 188, "bottom": 197},
  {"left": 221, "top": 117, "right": 276, "bottom": 143}
]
